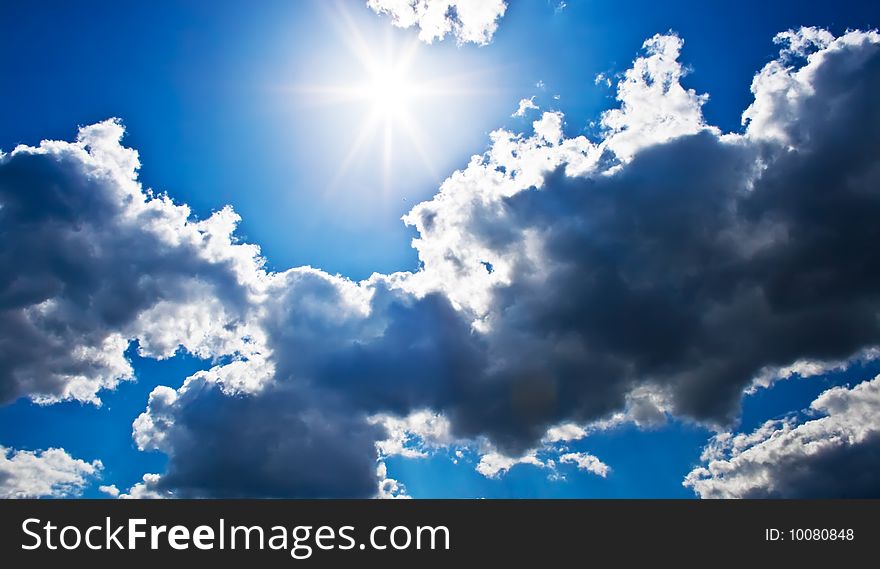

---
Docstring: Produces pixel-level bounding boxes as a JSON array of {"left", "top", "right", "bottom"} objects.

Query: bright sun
[
  {"left": 287, "top": 6, "right": 487, "bottom": 196},
  {"left": 367, "top": 65, "right": 413, "bottom": 118}
]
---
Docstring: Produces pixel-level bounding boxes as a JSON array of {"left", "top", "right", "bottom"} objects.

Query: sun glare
[
  {"left": 367, "top": 65, "right": 413, "bottom": 118},
  {"left": 286, "top": 5, "right": 493, "bottom": 198},
  {"left": 285, "top": 3, "right": 498, "bottom": 197}
]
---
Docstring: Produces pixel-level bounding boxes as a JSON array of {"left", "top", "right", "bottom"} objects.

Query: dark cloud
[
  {"left": 135, "top": 271, "right": 486, "bottom": 497},
  {"left": 398, "top": 31, "right": 880, "bottom": 452},
  {"left": 0, "top": 121, "right": 260, "bottom": 404},
  {"left": 154, "top": 379, "right": 383, "bottom": 498}
]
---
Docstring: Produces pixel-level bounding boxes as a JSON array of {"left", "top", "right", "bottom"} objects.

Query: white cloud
[
  {"left": 476, "top": 450, "right": 545, "bottom": 478},
  {"left": 98, "top": 484, "right": 120, "bottom": 497},
  {"left": 559, "top": 452, "right": 610, "bottom": 477},
  {"left": 376, "top": 462, "right": 410, "bottom": 499},
  {"left": 748, "top": 347, "right": 880, "bottom": 393},
  {"left": 370, "top": 409, "right": 615, "bottom": 484},
  {"left": 775, "top": 27, "right": 836, "bottom": 59},
  {"left": 600, "top": 33, "right": 712, "bottom": 162},
  {"left": 475, "top": 447, "right": 611, "bottom": 480},
  {"left": 367, "top": 0, "right": 507, "bottom": 45},
  {"left": 533, "top": 111, "right": 565, "bottom": 144},
  {"left": 0, "top": 446, "right": 101, "bottom": 498},
  {"left": 512, "top": 96, "right": 539, "bottom": 118},
  {"left": 371, "top": 410, "right": 453, "bottom": 458},
  {"left": 543, "top": 423, "right": 589, "bottom": 443},
  {"left": 685, "top": 375, "right": 880, "bottom": 498},
  {"left": 540, "top": 388, "right": 670, "bottom": 445},
  {"left": 118, "top": 473, "right": 171, "bottom": 499}
]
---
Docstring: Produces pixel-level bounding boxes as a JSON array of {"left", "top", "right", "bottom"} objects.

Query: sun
[
  {"left": 304, "top": 31, "right": 437, "bottom": 193},
  {"left": 366, "top": 64, "right": 414, "bottom": 118},
  {"left": 285, "top": 5, "right": 491, "bottom": 197}
]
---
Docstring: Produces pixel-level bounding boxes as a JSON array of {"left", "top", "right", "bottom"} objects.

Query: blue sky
[
  {"left": 5, "top": 0, "right": 875, "bottom": 279},
  {"left": 2, "top": 1, "right": 880, "bottom": 499}
]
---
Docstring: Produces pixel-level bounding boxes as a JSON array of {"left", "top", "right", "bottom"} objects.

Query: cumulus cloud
[
  {"left": 685, "top": 376, "right": 880, "bottom": 498},
  {"left": 133, "top": 369, "right": 383, "bottom": 497},
  {"left": 367, "top": 0, "right": 507, "bottom": 45},
  {"left": 0, "top": 446, "right": 101, "bottom": 498},
  {"left": 130, "top": 266, "right": 490, "bottom": 497},
  {"left": 5, "top": 27, "right": 880, "bottom": 498},
  {"left": 0, "top": 119, "right": 264, "bottom": 405},
  {"left": 403, "top": 28, "right": 880, "bottom": 447}
]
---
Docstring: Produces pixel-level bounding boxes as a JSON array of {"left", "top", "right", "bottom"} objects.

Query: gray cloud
[
  {"left": 0, "top": 120, "right": 263, "bottom": 404},
  {"left": 402, "top": 29, "right": 880, "bottom": 449},
  {"left": 137, "top": 378, "right": 383, "bottom": 498}
]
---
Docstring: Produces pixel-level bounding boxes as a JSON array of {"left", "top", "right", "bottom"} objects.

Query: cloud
[
  {"left": 130, "top": 268, "right": 489, "bottom": 497},
  {"left": 0, "top": 446, "right": 101, "bottom": 498},
  {"left": 474, "top": 446, "right": 610, "bottom": 480},
  {"left": 594, "top": 72, "right": 612, "bottom": 87},
  {"left": 748, "top": 347, "right": 880, "bottom": 393},
  {"left": 367, "top": 0, "right": 507, "bottom": 45},
  {"left": 540, "top": 387, "right": 672, "bottom": 444},
  {"left": 370, "top": 408, "right": 613, "bottom": 482},
  {"left": 4, "top": 27, "right": 880, "bottom": 497},
  {"left": 559, "top": 452, "right": 610, "bottom": 477},
  {"left": 543, "top": 423, "right": 588, "bottom": 443},
  {"left": 685, "top": 375, "right": 880, "bottom": 498},
  {"left": 370, "top": 409, "right": 613, "bottom": 482},
  {"left": 512, "top": 97, "right": 539, "bottom": 118},
  {"left": 133, "top": 369, "right": 384, "bottom": 498},
  {"left": 476, "top": 449, "right": 545, "bottom": 478},
  {"left": 98, "top": 484, "right": 120, "bottom": 497},
  {"left": 371, "top": 410, "right": 454, "bottom": 458},
  {"left": 377, "top": 462, "right": 411, "bottom": 499},
  {"left": 599, "top": 33, "right": 712, "bottom": 162},
  {"left": 0, "top": 119, "right": 264, "bottom": 405},
  {"left": 403, "top": 27, "right": 880, "bottom": 448},
  {"left": 118, "top": 473, "right": 171, "bottom": 499}
]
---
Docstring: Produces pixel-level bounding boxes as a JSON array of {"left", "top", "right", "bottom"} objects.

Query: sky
[{"left": 1, "top": 0, "right": 879, "bottom": 499}]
